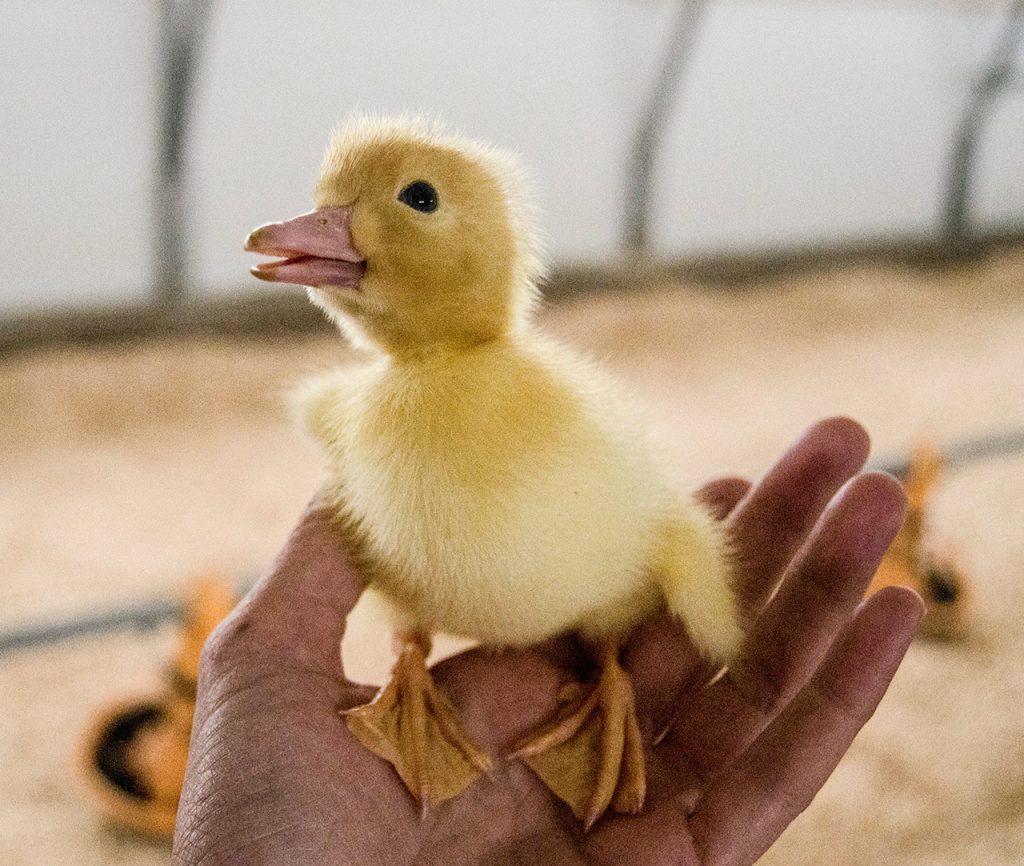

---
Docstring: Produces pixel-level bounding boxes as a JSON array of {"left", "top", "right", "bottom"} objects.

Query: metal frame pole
[
  {"left": 623, "top": 0, "right": 710, "bottom": 257},
  {"left": 154, "top": 0, "right": 213, "bottom": 307},
  {"left": 942, "top": 0, "right": 1024, "bottom": 253}
]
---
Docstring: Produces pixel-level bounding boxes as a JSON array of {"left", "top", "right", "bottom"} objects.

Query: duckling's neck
[
  {"left": 345, "top": 271, "right": 537, "bottom": 359},
  {"left": 383, "top": 330, "right": 521, "bottom": 368}
]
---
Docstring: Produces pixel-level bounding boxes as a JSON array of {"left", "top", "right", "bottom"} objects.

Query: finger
[
  {"left": 666, "top": 472, "right": 906, "bottom": 776},
  {"left": 625, "top": 416, "right": 869, "bottom": 738},
  {"left": 727, "top": 416, "right": 871, "bottom": 617},
  {"left": 690, "top": 587, "right": 923, "bottom": 866},
  {"left": 205, "top": 505, "right": 365, "bottom": 682},
  {"left": 696, "top": 477, "right": 752, "bottom": 521},
  {"left": 729, "top": 473, "right": 906, "bottom": 716},
  {"left": 622, "top": 478, "right": 750, "bottom": 735}
]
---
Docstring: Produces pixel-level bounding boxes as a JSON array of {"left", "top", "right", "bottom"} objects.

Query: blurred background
[{"left": 1, "top": 1, "right": 1022, "bottom": 863}]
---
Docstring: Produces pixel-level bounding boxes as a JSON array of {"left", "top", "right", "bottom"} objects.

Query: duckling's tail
[{"left": 653, "top": 500, "right": 743, "bottom": 662}]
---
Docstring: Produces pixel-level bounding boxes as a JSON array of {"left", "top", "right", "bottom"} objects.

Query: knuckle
[{"left": 199, "top": 608, "right": 255, "bottom": 672}]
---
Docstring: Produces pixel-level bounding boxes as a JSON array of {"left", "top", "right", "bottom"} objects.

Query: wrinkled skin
[{"left": 173, "top": 418, "right": 923, "bottom": 866}]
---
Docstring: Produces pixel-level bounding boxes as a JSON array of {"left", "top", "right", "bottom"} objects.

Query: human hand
[{"left": 173, "top": 417, "right": 922, "bottom": 865}]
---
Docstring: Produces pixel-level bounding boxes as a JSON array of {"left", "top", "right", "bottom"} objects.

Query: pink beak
[{"left": 245, "top": 206, "right": 365, "bottom": 289}]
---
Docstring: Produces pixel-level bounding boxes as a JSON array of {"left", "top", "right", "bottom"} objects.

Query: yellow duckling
[{"left": 245, "top": 116, "right": 742, "bottom": 828}]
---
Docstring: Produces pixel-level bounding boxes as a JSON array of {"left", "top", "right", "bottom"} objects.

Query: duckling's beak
[{"left": 245, "top": 206, "right": 365, "bottom": 289}]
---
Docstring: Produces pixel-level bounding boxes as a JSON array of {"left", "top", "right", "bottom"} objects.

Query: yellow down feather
[{"left": 296, "top": 115, "right": 742, "bottom": 659}]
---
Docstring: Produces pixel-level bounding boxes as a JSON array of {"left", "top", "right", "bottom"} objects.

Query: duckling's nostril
[{"left": 317, "top": 217, "right": 328, "bottom": 226}]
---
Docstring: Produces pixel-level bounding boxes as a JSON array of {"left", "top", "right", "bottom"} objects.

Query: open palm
[{"left": 173, "top": 418, "right": 922, "bottom": 866}]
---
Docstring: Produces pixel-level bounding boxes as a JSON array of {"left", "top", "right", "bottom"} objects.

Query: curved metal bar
[
  {"left": 155, "top": 0, "right": 214, "bottom": 307},
  {"left": 0, "top": 577, "right": 254, "bottom": 655},
  {"left": 942, "top": 0, "right": 1024, "bottom": 252},
  {"left": 0, "top": 598, "right": 182, "bottom": 654},
  {"left": 623, "top": 0, "right": 711, "bottom": 256},
  {"left": 870, "top": 426, "right": 1024, "bottom": 478}
]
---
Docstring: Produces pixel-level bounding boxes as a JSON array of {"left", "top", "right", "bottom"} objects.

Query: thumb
[{"left": 209, "top": 505, "right": 365, "bottom": 682}]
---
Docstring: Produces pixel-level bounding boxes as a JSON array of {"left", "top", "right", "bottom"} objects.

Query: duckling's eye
[{"left": 398, "top": 181, "right": 438, "bottom": 213}]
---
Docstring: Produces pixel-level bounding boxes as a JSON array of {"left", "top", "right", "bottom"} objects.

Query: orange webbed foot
[
  {"left": 509, "top": 641, "right": 646, "bottom": 830},
  {"left": 342, "top": 634, "right": 492, "bottom": 814}
]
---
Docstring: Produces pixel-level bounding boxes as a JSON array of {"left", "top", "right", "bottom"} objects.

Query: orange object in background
[
  {"left": 78, "top": 577, "right": 235, "bottom": 839},
  {"left": 869, "top": 444, "right": 971, "bottom": 640}
]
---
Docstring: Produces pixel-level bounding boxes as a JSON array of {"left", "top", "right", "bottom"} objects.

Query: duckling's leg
[
  {"left": 341, "top": 632, "right": 492, "bottom": 814},
  {"left": 509, "top": 639, "right": 645, "bottom": 830}
]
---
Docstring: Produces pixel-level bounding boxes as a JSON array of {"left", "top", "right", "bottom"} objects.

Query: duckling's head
[{"left": 246, "top": 116, "right": 545, "bottom": 354}]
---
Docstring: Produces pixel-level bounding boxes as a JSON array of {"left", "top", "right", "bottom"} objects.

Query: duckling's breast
[{"left": 329, "top": 345, "right": 667, "bottom": 644}]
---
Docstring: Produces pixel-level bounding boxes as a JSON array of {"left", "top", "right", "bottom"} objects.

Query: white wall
[
  {"left": 1, "top": 1, "right": 159, "bottom": 313},
  {"left": 653, "top": 2, "right": 1024, "bottom": 252},
  {"left": 1, "top": 1, "right": 1021, "bottom": 315}
]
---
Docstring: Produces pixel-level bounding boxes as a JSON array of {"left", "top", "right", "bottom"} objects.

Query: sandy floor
[{"left": 2, "top": 249, "right": 1023, "bottom": 864}]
